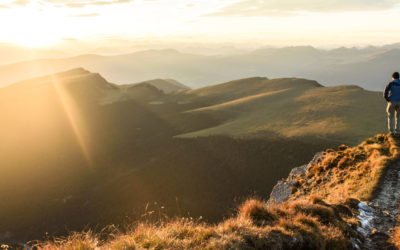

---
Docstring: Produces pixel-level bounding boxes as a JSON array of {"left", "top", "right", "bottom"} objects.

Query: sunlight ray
[{"left": 51, "top": 75, "right": 92, "bottom": 167}]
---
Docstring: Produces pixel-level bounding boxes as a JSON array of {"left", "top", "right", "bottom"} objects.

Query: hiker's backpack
[{"left": 390, "top": 81, "right": 400, "bottom": 101}]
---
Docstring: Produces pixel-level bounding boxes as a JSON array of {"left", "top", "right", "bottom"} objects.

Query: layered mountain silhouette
[
  {"left": 0, "top": 69, "right": 386, "bottom": 244},
  {"left": 0, "top": 45, "right": 400, "bottom": 90}
]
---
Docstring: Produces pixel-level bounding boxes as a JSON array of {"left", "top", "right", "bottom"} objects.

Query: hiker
[{"left": 384, "top": 72, "right": 400, "bottom": 135}]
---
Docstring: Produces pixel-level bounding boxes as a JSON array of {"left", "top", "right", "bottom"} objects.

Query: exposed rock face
[{"left": 268, "top": 152, "right": 325, "bottom": 204}]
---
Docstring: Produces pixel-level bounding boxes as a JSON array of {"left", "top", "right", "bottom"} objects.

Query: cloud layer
[
  {"left": 54, "top": 0, "right": 132, "bottom": 8},
  {"left": 13, "top": 0, "right": 29, "bottom": 6},
  {"left": 0, "top": 0, "right": 133, "bottom": 9},
  {"left": 71, "top": 13, "right": 100, "bottom": 17},
  {"left": 0, "top": 0, "right": 133, "bottom": 8},
  {"left": 206, "top": 0, "right": 400, "bottom": 17}
]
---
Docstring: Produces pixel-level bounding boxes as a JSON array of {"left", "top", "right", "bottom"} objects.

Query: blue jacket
[{"left": 384, "top": 79, "right": 400, "bottom": 102}]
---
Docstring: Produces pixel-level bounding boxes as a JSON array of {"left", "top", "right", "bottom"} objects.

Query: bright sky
[{"left": 1, "top": 0, "right": 400, "bottom": 48}]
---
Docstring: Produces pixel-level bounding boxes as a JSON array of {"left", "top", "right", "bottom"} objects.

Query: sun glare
[
  {"left": 1, "top": 5, "right": 62, "bottom": 48},
  {"left": 8, "top": 17, "right": 61, "bottom": 48}
]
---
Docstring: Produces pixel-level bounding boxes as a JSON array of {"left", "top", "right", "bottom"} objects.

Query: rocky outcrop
[{"left": 268, "top": 152, "right": 325, "bottom": 204}]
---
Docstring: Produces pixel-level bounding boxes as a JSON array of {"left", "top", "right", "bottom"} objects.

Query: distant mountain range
[
  {"left": 1, "top": 44, "right": 400, "bottom": 90},
  {"left": 0, "top": 69, "right": 386, "bottom": 244}
]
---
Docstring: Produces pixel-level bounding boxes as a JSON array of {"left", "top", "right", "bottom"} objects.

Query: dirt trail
[{"left": 358, "top": 159, "right": 400, "bottom": 249}]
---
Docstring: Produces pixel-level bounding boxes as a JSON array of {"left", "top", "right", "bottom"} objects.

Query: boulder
[{"left": 268, "top": 152, "right": 325, "bottom": 204}]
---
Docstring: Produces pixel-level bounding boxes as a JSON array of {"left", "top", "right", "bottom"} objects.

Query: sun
[
  {"left": 1, "top": 6, "right": 62, "bottom": 48},
  {"left": 7, "top": 19, "right": 61, "bottom": 48}
]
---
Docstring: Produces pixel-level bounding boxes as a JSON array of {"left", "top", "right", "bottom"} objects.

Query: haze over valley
[{"left": 2, "top": 43, "right": 400, "bottom": 91}]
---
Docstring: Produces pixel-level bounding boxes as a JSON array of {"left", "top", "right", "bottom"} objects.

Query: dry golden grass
[
  {"left": 291, "top": 134, "right": 400, "bottom": 203},
  {"left": 38, "top": 232, "right": 99, "bottom": 250},
  {"left": 37, "top": 197, "right": 359, "bottom": 250}
]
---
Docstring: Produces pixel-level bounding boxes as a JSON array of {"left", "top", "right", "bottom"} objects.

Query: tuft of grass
[
  {"left": 36, "top": 231, "right": 98, "bottom": 250},
  {"left": 238, "top": 199, "right": 277, "bottom": 226}
]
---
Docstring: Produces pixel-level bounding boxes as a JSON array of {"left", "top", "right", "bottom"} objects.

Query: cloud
[
  {"left": 62, "top": 38, "right": 78, "bottom": 41},
  {"left": 206, "top": 0, "right": 400, "bottom": 17},
  {"left": 12, "top": 0, "right": 29, "bottom": 6},
  {"left": 71, "top": 13, "right": 100, "bottom": 17},
  {"left": 0, "top": 4, "right": 10, "bottom": 8},
  {"left": 42, "top": 0, "right": 133, "bottom": 8}
]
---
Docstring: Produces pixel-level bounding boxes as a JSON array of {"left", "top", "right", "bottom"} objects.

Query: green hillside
[{"left": 171, "top": 78, "right": 386, "bottom": 144}]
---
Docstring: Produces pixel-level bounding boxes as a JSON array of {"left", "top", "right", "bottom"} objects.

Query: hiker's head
[{"left": 393, "top": 72, "right": 400, "bottom": 79}]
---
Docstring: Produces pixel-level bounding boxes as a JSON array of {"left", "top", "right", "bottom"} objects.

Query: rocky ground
[{"left": 358, "top": 160, "right": 400, "bottom": 249}]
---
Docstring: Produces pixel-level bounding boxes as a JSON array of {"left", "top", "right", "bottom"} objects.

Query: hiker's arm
[{"left": 384, "top": 82, "right": 392, "bottom": 101}]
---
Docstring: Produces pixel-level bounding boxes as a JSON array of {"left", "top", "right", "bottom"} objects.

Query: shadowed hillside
[{"left": 36, "top": 134, "right": 400, "bottom": 249}]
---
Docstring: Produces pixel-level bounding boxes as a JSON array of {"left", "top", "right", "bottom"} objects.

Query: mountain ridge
[{"left": 0, "top": 45, "right": 399, "bottom": 90}]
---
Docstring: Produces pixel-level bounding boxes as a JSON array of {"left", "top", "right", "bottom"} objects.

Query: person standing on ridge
[{"left": 384, "top": 72, "right": 400, "bottom": 136}]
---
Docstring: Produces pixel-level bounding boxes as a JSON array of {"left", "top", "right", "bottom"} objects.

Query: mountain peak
[{"left": 124, "top": 78, "right": 190, "bottom": 94}]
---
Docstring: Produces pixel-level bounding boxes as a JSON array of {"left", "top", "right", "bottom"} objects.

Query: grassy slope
[
  {"left": 173, "top": 78, "right": 386, "bottom": 144},
  {"left": 1, "top": 70, "right": 341, "bottom": 244},
  {"left": 37, "top": 134, "right": 400, "bottom": 249}
]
